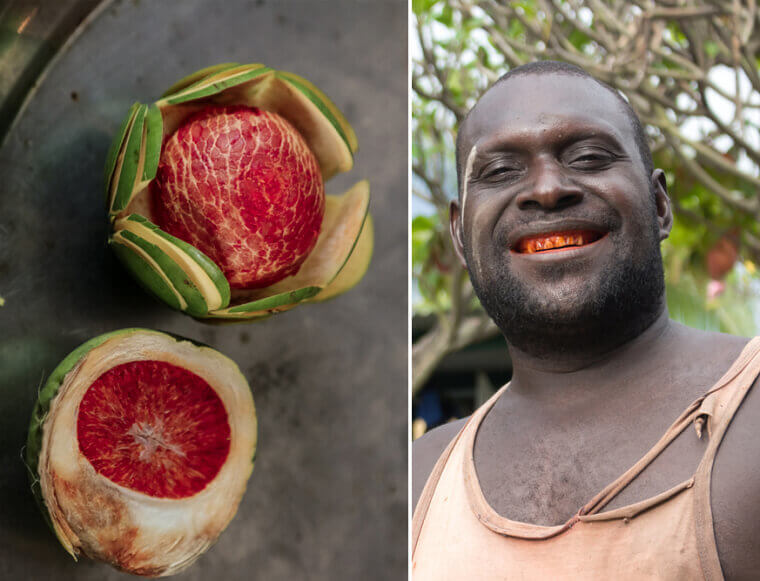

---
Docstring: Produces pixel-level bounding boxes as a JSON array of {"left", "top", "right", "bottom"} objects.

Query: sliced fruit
[
  {"left": 312, "top": 213, "right": 373, "bottom": 303},
  {"left": 141, "top": 104, "right": 163, "bottom": 182},
  {"left": 159, "top": 62, "right": 241, "bottom": 98},
  {"left": 108, "top": 104, "right": 147, "bottom": 217},
  {"left": 275, "top": 70, "right": 357, "bottom": 154},
  {"left": 159, "top": 64, "right": 271, "bottom": 106},
  {"left": 77, "top": 360, "right": 231, "bottom": 499},
  {"left": 104, "top": 103, "right": 140, "bottom": 191},
  {"left": 111, "top": 214, "right": 230, "bottom": 317},
  {"left": 26, "top": 329, "right": 256, "bottom": 577},
  {"left": 110, "top": 236, "right": 186, "bottom": 312},
  {"left": 106, "top": 63, "right": 372, "bottom": 320}
]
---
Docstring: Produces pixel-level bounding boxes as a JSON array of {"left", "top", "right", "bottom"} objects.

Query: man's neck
[{"left": 507, "top": 307, "right": 677, "bottom": 403}]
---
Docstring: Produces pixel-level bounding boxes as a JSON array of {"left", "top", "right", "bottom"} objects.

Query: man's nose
[{"left": 515, "top": 160, "right": 583, "bottom": 211}]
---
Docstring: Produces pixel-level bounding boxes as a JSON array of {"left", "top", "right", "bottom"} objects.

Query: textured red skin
[
  {"left": 77, "top": 360, "right": 231, "bottom": 499},
  {"left": 152, "top": 105, "right": 325, "bottom": 289}
]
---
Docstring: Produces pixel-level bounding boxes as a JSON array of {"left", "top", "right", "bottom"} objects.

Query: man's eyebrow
[
  {"left": 472, "top": 122, "right": 626, "bottom": 155},
  {"left": 555, "top": 128, "right": 626, "bottom": 150}
]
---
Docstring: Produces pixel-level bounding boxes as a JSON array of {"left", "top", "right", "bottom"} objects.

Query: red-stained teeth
[{"left": 517, "top": 230, "right": 602, "bottom": 254}]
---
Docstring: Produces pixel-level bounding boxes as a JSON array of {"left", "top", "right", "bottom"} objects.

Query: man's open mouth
[{"left": 514, "top": 230, "right": 606, "bottom": 254}]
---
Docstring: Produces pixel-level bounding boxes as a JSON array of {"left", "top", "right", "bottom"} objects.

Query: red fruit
[
  {"left": 29, "top": 330, "right": 257, "bottom": 576},
  {"left": 706, "top": 234, "right": 738, "bottom": 280},
  {"left": 77, "top": 360, "right": 231, "bottom": 499},
  {"left": 152, "top": 105, "right": 325, "bottom": 289}
]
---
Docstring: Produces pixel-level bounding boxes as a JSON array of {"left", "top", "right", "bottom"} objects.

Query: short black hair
[{"left": 455, "top": 61, "right": 654, "bottom": 190}]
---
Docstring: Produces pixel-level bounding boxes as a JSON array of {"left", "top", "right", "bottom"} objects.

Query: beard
[{"left": 465, "top": 217, "right": 665, "bottom": 360}]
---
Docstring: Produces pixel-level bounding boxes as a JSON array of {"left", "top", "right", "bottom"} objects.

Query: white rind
[{"left": 38, "top": 331, "right": 256, "bottom": 577}]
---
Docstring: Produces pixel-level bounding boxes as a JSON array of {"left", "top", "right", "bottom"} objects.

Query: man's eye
[
  {"left": 568, "top": 150, "right": 614, "bottom": 169},
  {"left": 482, "top": 166, "right": 519, "bottom": 179}
]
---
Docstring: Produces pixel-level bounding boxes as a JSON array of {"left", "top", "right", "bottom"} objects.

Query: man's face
[{"left": 451, "top": 73, "right": 672, "bottom": 355}]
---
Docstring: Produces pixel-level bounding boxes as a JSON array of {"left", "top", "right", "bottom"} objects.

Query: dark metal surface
[
  {"left": 0, "top": 0, "right": 103, "bottom": 142},
  {"left": 0, "top": 0, "right": 407, "bottom": 579}
]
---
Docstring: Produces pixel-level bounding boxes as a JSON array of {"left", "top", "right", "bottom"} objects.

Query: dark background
[{"left": 0, "top": 0, "right": 407, "bottom": 579}]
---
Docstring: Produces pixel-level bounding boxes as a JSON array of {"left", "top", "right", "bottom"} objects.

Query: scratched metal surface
[{"left": 0, "top": 0, "right": 407, "bottom": 579}]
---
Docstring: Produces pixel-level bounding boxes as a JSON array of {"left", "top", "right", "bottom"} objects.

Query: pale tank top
[{"left": 412, "top": 337, "right": 760, "bottom": 580}]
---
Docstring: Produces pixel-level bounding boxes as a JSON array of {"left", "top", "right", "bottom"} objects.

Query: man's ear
[
  {"left": 449, "top": 200, "right": 468, "bottom": 269},
  {"left": 652, "top": 169, "right": 673, "bottom": 241}
]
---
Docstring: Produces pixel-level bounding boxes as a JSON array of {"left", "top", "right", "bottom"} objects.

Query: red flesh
[
  {"left": 152, "top": 105, "right": 325, "bottom": 289},
  {"left": 516, "top": 230, "right": 603, "bottom": 254},
  {"left": 77, "top": 360, "right": 231, "bottom": 499}
]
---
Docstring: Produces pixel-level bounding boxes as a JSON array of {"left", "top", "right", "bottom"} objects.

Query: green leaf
[
  {"left": 436, "top": 4, "right": 453, "bottom": 26},
  {"left": 704, "top": 41, "right": 719, "bottom": 59},
  {"left": 413, "top": 0, "right": 439, "bottom": 16},
  {"left": 568, "top": 29, "right": 591, "bottom": 50}
]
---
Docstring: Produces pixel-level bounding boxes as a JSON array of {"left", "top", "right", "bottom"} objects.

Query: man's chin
[
  {"left": 474, "top": 257, "right": 665, "bottom": 358},
  {"left": 493, "top": 270, "right": 611, "bottom": 321},
  {"left": 494, "top": 305, "right": 624, "bottom": 361},
  {"left": 520, "top": 278, "right": 600, "bottom": 310},
  {"left": 494, "top": 290, "right": 611, "bottom": 346}
]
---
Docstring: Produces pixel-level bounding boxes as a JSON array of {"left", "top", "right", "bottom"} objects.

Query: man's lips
[{"left": 513, "top": 230, "right": 606, "bottom": 254}]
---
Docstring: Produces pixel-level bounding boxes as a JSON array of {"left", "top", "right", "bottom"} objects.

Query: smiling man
[{"left": 412, "top": 62, "right": 760, "bottom": 580}]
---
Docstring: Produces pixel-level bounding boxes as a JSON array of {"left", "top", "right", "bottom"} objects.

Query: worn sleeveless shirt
[{"left": 412, "top": 337, "right": 760, "bottom": 580}]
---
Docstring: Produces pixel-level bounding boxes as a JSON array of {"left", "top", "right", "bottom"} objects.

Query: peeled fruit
[
  {"left": 26, "top": 329, "right": 257, "bottom": 576},
  {"left": 105, "top": 64, "right": 373, "bottom": 320},
  {"left": 152, "top": 106, "right": 325, "bottom": 289}
]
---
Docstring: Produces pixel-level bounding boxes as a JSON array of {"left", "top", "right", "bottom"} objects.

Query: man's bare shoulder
[
  {"left": 673, "top": 323, "right": 749, "bottom": 356},
  {"left": 672, "top": 327, "right": 760, "bottom": 578},
  {"left": 712, "top": 370, "right": 760, "bottom": 579},
  {"left": 412, "top": 418, "right": 468, "bottom": 511}
]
